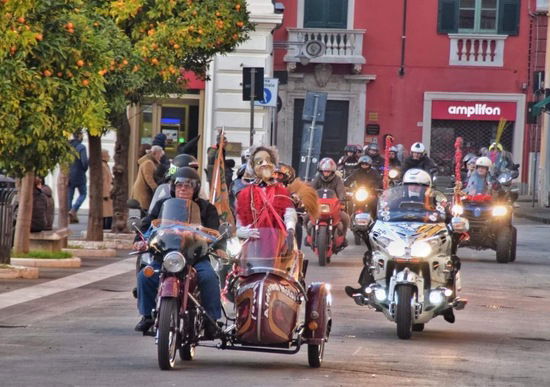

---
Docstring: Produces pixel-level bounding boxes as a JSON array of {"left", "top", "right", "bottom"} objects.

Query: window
[
  {"left": 438, "top": 0, "right": 520, "bottom": 36},
  {"left": 304, "top": 0, "right": 348, "bottom": 29}
]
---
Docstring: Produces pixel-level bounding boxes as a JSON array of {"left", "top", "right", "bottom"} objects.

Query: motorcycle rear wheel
[
  {"left": 396, "top": 286, "right": 413, "bottom": 340},
  {"left": 317, "top": 226, "right": 328, "bottom": 267},
  {"left": 158, "top": 298, "right": 179, "bottom": 370},
  {"left": 496, "top": 227, "right": 513, "bottom": 264}
]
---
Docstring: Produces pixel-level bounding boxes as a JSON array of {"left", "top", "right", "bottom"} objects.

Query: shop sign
[{"left": 432, "top": 100, "right": 516, "bottom": 121}]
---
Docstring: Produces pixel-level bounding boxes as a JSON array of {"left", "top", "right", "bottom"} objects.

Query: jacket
[
  {"left": 311, "top": 174, "right": 346, "bottom": 201},
  {"left": 131, "top": 153, "right": 160, "bottom": 210},
  {"left": 346, "top": 167, "right": 382, "bottom": 190},
  {"left": 68, "top": 139, "right": 88, "bottom": 186},
  {"left": 31, "top": 187, "right": 48, "bottom": 232},
  {"left": 401, "top": 156, "right": 438, "bottom": 176},
  {"left": 102, "top": 159, "right": 113, "bottom": 218}
]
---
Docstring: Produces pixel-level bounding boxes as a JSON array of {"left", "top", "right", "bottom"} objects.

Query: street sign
[
  {"left": 298, "top": 124, "right": 324, "bottom": 181},
  {"left": 255, "top": 78, "right": 279, "bottom": 107},
  {"left": 242, "top": 67, "right": 264, "bottom": 101},
  {"left": 302, "top": 91, "right": 328, "bottom": 122}
]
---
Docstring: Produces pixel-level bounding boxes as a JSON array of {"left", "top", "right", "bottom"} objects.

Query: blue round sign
[{"left": 260, "top": 88, "right": 272, "bottom": 104}]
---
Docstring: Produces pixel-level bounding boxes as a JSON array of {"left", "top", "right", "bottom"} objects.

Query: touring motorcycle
[
  {"left": 306, "top": 188, "right": 346, "bottom": 266},
  {"left": 135, "top": 199, "right": 332, "bottom": 369},
  {"left": 356, "top": 186, "right": 468, "bottom": 339}
]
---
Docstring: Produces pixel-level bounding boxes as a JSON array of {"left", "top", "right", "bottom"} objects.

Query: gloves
[
  {"left": 236, "top": 225, "right": 260, "bottom": 239},
  {"left": 283, "top": 229, "right": 295, "bottom": 255}
]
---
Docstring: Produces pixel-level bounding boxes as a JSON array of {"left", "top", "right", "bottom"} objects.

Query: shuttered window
[
  {"left": 304, "top": 0, "right": 348, "bottom": 29},
  {"left": 437, "top": 0, "right": 520, "bottom": 36}
]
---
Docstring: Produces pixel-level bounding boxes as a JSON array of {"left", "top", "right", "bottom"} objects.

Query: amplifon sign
[{"left": 431, "top": 100, "right": 516, "bottom": 121}]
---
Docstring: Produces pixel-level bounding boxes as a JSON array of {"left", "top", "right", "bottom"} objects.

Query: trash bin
[{"left": 0, "top": 175, "right": 17, "bottom": 264}]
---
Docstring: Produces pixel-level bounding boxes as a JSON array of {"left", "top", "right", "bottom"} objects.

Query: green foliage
[{"left": 11, "top": 250, "right": 73, "bottom": 259}]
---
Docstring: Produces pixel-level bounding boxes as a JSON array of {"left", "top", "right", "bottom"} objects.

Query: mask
[{"left": 253, "top": 150, "right": 274, "bottom": 182}]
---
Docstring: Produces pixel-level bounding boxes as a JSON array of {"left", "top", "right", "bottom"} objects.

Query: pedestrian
[
  {"left": 101, "top": 149, "right": 113, "bottom": 230},
  {"left": 131, "top": 145, "right": 164, "bottom": 210},
  {"left": 68, "top": 130, "right": 88, "bottom": 224},
  {"left": 31, "top": 177, "right": 54, "bottom": 232},
  {"left": 152, "top": 133, "right": 171, "bottom": 185}
]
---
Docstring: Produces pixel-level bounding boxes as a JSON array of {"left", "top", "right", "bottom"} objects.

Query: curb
[
  {"left": 68, "top": 240, "right": 132, "bottom": 250},
  {"left": 11, "top": 257, "right": 81, "bottom": 268},
  {"left": 515, "top": 212, "right": 550, "bottom": 224},
  {"left": 79, "top": 231, "right": 134, "bottom": 241},
  {"left": 63, "top": 248, "right": 117, "bottom": 257},
  {"left": 0, "top": 265, "right": 40, "bottom": 279}
]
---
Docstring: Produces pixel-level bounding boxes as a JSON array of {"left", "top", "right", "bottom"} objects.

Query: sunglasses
[{"left": 174, "top": 177, "right": 198, "bottom": 189}]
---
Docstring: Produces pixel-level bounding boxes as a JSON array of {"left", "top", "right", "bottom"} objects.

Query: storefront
[{"left": 422, "top": 92, "right": 526, "bottom": 187}]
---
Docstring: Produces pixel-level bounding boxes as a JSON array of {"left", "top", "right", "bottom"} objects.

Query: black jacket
[
  {"left": 312, "top": 174, "right": 346, "bottom": 201},
  {"left": 346, "top": 167, "right": 382, "bottom": 190},
  {"left": 401, "top": 156, "right": 438, "bottom": 175},
  {"left": 68, "top": 139, "right": 88, "bottom": 186}
]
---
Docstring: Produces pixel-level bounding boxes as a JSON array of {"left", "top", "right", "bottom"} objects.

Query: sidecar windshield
[
  {"left": 378, "top": 186, "right": 446, "bottom": 223},
  {"left": 239, "top": 228, "right": 299, "bottom": 279}
]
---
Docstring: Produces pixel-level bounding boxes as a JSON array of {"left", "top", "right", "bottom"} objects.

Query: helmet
[
  {"left": 389, "top": 146, "right": 398, "bottom": 153},
  {"left": 171, "top": 167, "right": 201, "bottom": 198},
  {"left": 462, "top": 153, "right": 477, "bottom": 166},
  {"left": 475, "top": 156, "right": 492, "bottom": 168},
  {"left": 236, "top": 164, "right": 247, "bottom": 179},
  {"left": 344, "top": 144, "right": 357, "bottom": 153},
  {"left": 489, "top": 142, "right": 503, "bottom": 152},
  {"left": 365, "top": 143, "right": 379, "bottom": 154},
  {"left": 241, "top": 147, "right": 251, "bottom": 163},
  {"left": 274, "top": 163, "right": 296, "bottom": 185},
  {"left": 410, "top": 142, "right": 425, "bottom": 154},
  {"left": 358, "top": 155, "right": 373, "bottom": 165},
  {"left": 403, "top": 168, "right": 431, "bottom": 186},
  {"left": 355, "top": 145, "right": 364, "bottom": 154},
  {"left": 173, "top": 154, "right": 199, "bottom": 169},
  {"left": 318, "top": 157, "right": 337, "bottom": 182}
]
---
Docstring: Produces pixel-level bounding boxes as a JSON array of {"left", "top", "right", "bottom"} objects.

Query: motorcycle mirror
[
  {"left": 127, "top": 216, "right": 142, "bottom": 231},
  {"left": 127, "top": 199, "right": 141, "bottom": 209}
]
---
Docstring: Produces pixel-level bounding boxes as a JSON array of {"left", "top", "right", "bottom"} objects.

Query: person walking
[
  {"left": 68, "top": 130, "right": 88, "bottom": 223},
  {"left": 131, "top": 145, "right": 164, "bottom": 210},
  {"left": 101, "top": 149, "right": 114, "bottom": 230}
]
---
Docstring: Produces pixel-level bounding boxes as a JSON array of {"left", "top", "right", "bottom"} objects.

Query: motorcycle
[
  {"left": 136, "top": 203, "right": 332, "bottom": 369},
  {"left": 349, "top": 185, "right": 376, "bottom": 246},
  {"left": 306, "top": 188, "right": 346, "bottom": 266},
  {"left": 388, "top": 168, "right": 401, "bottom": 186},
  {"left": 355, "top": 186, "right": 468, "bottom": 339}
]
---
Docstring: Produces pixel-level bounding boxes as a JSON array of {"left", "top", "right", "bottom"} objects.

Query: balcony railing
[
  {"left": 448, "top": 34, "right": 507, "bottom": 67},
  {"left": 284, "top": 28, "right": 366, "bottom": 67}
]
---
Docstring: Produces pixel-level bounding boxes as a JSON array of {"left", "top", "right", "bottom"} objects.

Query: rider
[
  {"left": 488, "top": 142, "right": 514, "bottom": 177},
  {"left": 401, "top": 142, "right": 438, "bottom": 176},
  {"left": 345, "top": 155, "right": 381, "bottom": 217},
  {"left": 363, "top": 143, "right": 385, "bottom": 172},
  {"left": 337, "top": 145, "right": 360, "bottom": 178},
  {"left": 311, "top": 157, "right": 350, "bottom": 245},
  {"left": 388, "top": 146, "right": 401, "bottom": 169},
  {"left": 465, "top": 156, "right": 493, "bottom": 196},
  {"left": 133, "top": 167, "right": 222, "bottom": 338}
]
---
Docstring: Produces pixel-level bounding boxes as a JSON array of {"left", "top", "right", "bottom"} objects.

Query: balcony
[
  {"left": 284, "top": 28, "right": 366, "bottom": 72},
  {"left": 448, "top": 34, "right": 507, "bottom": 67}
]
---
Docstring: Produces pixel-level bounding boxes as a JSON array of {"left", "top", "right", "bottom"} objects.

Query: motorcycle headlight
[
  {"left": 226, "top": 237, "right": 242, "bottom": 258},
  {"left": 374, "top": 288, "right": 386, "bottom": 301},
  {"left": 163, "top": 251, "right": 186, "bottom": 273},
  {"left": 387, "top": 240, "right": 406, "bottom": 257},
  {"left": 354, "top": 188, "right": 369, "bottom": 202},
  {"left": 492, "top": 205, "right": 507, "bottom": 217},
  {"left": 389, "top": 169, "right": 399, "bottom": 179},
  {"left": 411, "top": 241, "right": 432, "bottom": 258},
  {"left": 429, "top": 290, "right": 444, "bottom": 305},
  {"left": 452, "top": 204, "right": 464, "bottom": 216},
  {"left": 320, "top": 204, "right": 331, "bottom": 213}
]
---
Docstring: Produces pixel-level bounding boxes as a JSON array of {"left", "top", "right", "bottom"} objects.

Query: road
[{"left": 1, "top": 219, "right": 549, "bottom": 386}]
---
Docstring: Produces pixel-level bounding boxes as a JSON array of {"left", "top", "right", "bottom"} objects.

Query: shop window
[
  {"left": 304, "top": 0, "right": 348, "bottom": 29},
  {"left": 438, "top": 0, "right": 520, "bottom": 35}
]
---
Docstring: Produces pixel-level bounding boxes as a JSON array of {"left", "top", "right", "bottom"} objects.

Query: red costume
[{"left": 236, "top": 183, "right": 293, "bottom": 231}]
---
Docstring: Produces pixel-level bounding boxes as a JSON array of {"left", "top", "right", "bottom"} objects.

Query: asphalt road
[{"left": 1, "top": 219, "right": 549, "bottom": 387}]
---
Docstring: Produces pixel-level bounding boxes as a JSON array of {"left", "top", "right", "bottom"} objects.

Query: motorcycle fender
[
  {"left": 389, "top": 269, "right": 422, "bottom": 302},
  {"left": 159, "top": 276, "right": 180, "bottom": 298},
  {"left": 304, "top": 282, "right": 332, "bottom": 344}
]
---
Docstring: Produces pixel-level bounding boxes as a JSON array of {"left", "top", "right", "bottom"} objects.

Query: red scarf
[{"left": 236, "top": 183, "right": 292, "bottom": 231}]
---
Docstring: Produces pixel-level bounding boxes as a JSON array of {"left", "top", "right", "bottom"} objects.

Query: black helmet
[
  {"left": 344, "top": 144, "right": 357, "bottom": 153},
  {"left": 173, "top": 154, "right": 199, "bottom": 169},
  {"left": 358, "top": 155, "right": 373, "bottom": 165},
  {"left": 366, "top": 143, "right": 379, "bottom": 152},
  {"left": 236, "top": 164, "right": 247, "bottom": 179},
  {"left": 171, "top": 167, "right": 201, "bottom": 198}
]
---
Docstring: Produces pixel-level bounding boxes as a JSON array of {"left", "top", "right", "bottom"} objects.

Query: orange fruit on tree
[
  {"left": 17, "top": 16, "right": 25, "bottom": 23},
  {"left": 57, "top": 72, "right": 63, "bottom": 77},
  {"left": 76, "top": 60, "right": 85, "bottom": 67},
  {"left": 151, "top": 58, "right": 159, "bottom": 65},
  {"left": 35, "top": 33, "right": 43, "bottom": 41},
  {"left": 235, "top": 4, "right": 241, "bottom": 10},
  {"left": 66, "top": 22, "right": 74, "bottom": 29},
  {"left": 236, "top": 21, "right": 244, "bottom": 28},
  {"left": 173, "top": 44, "right": 180, "bottom": 49},
  {"left": 43, "top": 69, "right": 52, "bottom": 77},
  {"left": 81, "top": 79, "right": 89, "bottom": 86}
]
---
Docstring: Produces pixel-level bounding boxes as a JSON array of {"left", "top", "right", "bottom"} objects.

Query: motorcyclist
[
  {"left": 388, "top": 146, "right": 401, "bottom": 169},
  {"left": 337, "top": 145, "right": 360, "bottom": 178},
  {"left": 311, "top": 157, "right": 350, "bottom": 245},
  {"left": 133, "top": 167, "right": 222, "bottom": 338},
  {"left": 401, "top": 142, "right": 438, "bottom": 176},
  {"left": 363, "top": 143, "right": 385, "bottom": 172},
  {"left": 465, "top": 157, "right": 494, "bottom": 196},
  {"left": 345, "top": 155, "right": 381, "bottom": 217},
  {"left": 488, "top": 142, "right": 514, "bottom": 177}
]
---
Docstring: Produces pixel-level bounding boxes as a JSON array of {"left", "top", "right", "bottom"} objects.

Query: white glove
[{"left": 236, "top": 225, "right": 260, "bottom": 239}]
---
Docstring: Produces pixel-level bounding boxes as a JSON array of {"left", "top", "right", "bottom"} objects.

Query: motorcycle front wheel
[
  {"left": 496, "top": 227, "right": 513, "bottom": 264},
  {"left": 158, "top": 298, "right": 179, "bottom": 370},
  {"left": 396, "top": 286, "right": 413, "bottom": 340},
  {"left": 317, "top": 226, "right": 328, "bottom": 267}
]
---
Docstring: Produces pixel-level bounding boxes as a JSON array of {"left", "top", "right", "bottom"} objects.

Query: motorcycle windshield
[
  {"left": 239, "top": 228, "right": 296, "bottom": 278},
  {"left": 378, "top": 186, "right": 446, "bottom": 223},
  {"left": 148, "top": 183, "right": 171, "bottom": 212},
  {"left": 317, "top": 188, "right": 337, "bottom": 199}
]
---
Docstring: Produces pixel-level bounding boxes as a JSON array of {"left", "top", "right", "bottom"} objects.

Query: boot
[
  {"left": 443, "top": 309, "right": 455, "bottom": 324},
  {"left": 69, "top": 209, "right": 79, "bottom": 224},
  {"left": 345, "top": 286, "right": 365, "bottom": 306},
  {"left": 203, "top": 320, "right": 220, "bottom": 340},
  {"left": 134, "top": 316, "right": 154, "bottom": 333}
]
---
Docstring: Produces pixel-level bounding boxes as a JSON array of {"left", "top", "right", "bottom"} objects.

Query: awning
[{"left": 532, "top": 96, "right": 550, "bottom": 116}]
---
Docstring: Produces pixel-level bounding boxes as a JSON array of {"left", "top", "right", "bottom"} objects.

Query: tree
[
  {"left": 0, "top": 1, "right": 117, "bottom": 255},
  {"left": 93, "top": 0, "right": 253, "bottom": 233}
]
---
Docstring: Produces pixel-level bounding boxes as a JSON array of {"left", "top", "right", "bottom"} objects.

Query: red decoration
[
  {"left": 382, "top": 135, "right": 393, "bottom": 190},
  {"left": 453, "top": 137, "right": 463, "bottom": 205}
]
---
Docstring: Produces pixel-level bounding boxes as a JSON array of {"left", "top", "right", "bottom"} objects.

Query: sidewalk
[{"left": 515, "top": 197, "right": 550, "bottom": 224}]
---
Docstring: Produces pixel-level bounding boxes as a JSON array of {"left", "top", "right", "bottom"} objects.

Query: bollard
[{"left": 0, "top": 175, "right": 17, "bottom": 264}]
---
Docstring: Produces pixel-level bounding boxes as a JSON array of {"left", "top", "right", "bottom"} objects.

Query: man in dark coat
[
  {"left": 68, "top": 130, "right": 88, "bottom": 223},
  {"left": 401, "top": 142, "right": 438, "bottom": 176}
]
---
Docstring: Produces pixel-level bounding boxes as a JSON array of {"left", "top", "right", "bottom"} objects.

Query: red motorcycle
[{"left": 306, "top": 188, "right": 346, "bottom": 266}]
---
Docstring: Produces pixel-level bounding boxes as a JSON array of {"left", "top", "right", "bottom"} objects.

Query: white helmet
[
  {"left": 403, "top": 168, "right": 431, "bottom": 186},
  {"left": 475, "top": 156, "right": 492, "bottom": 168},
  {"left": 410, "top": 142, "right": 425, "bottom": 154}
]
